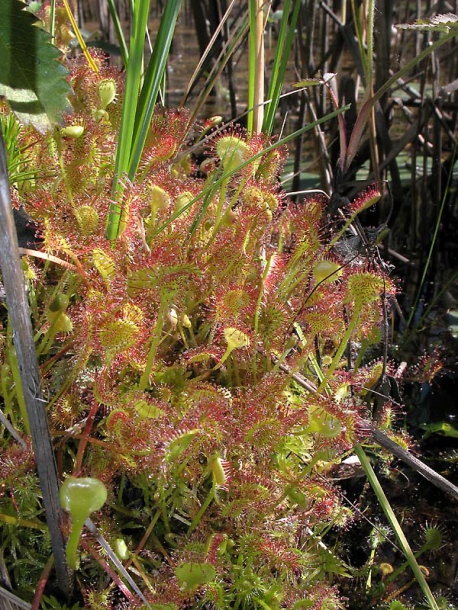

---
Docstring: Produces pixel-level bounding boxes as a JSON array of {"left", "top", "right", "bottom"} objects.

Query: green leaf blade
[{"left": 128, "top": 0, "right": 183, "bottom": 181}]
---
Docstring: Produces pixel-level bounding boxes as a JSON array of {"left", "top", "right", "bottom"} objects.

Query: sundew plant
[
  {"left": 0, "top": 51, "right": 398, "bottom": 608},
  {"left": 0, "top": 2, "right": 455, "bottom": 609}
]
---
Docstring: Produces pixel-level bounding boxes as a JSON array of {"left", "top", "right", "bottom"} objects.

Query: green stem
[
  {"left": 253, "top": 599, "right": 271, "bottom": 610},
  {"left": 49, "top": 0, "right": 56, "bottom": 40},
  {"left": 1, "top": 365, "right": 13, "bottom": 420},
  {"left": 353, "top": 338, "right": 370, "bottom": 371},
  {"left": 65, "top": 516, "right": 85, "bottom": 570},
  {"left": 54, "top": 133, "right": 74, "bottom": 206},
  {"left": 385, "top": 544, "right": 430, "bottom": 586},
  {"left": 106, "top": 0, "right": 129, "bottom": 67},
  {"left": 248, "top": 0, "right": 265, "bottom": 133},
  {"left": 36, "top": 313, "right": 65, "bottom": 357},
  {"left": 365, "top": 0, "right": 375, "bottom": 91},
  {"left": 187, "top": 486, "right": 215, "bottom": 536},
  {"left": 213, "top": 177, "right": 229, "bottom": 232},
  {"left": 8, "top": 344, "right": 30, "bottom": 435}
]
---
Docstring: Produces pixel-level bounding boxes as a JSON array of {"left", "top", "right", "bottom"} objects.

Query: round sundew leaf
[
  {"left": 99, "top": 319, "right": 139, "bottom": 353},
  {"left": 223, "top": 327, "right": 250, "bottom": 350},
  {"left": 48, "top": 293, "right": 70, "bottom": 313},
  {"left": 175, "top": 562, "right": 216, "bottom": 591},
  {"left": 216, "top": 135, "right": 249, "bottom": 171},
  {"left": 47, "top": 311, "right": 73, "bottom": 333},
  {"left": 211, "top": 455, "right": 227, "bottom": 486},
  {"left": 60, "top": 125, "right": 84, "bottom": 138},
  {"left": 150, "top": 184, "right": 171, "bottom": 210},
  {"left": 422, "top": 524, "right": 443, "bottom": 551},
  {"left": 313, "top": 260, "right": 342, "bottom": 284},
  {"left": 60, "top": 477, "right": 107, "bottom": 517},
  {"left": 98, "top": 78, "right": 117, "bottom": 109},
  {"left": 74, "top": 205, "right": 99, "bottom": 236},
  {"left": 346, "top": 272, "right": 385, "bottom": 305},
  {"left": 306, "top": 409, "right": 342, "bottom": 438},
  {"left": 114, "top": 538, "right": 130, "bottom": 560}
]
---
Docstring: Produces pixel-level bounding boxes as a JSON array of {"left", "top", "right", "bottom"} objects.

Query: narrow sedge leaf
[
  {"left": 106, "top": 0, "right": 150, "bottom": 239},
  {"left": 246, "top": 0, "right": 257, "bottom": 133},
  {"left": 128, "top": 0, "right": 183, "bottom": 180},
  {"left": 107, "top": 0, "right": 183, "bottom": 240},
  {"left": 106, "top": 0, "right": 128, "bottom": 67},
  {"left": 262, "top": 0, "right": 301, "bottom": 134}
]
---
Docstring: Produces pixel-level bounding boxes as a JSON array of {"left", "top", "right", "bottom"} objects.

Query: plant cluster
[{"left": 0, "top": 50, "right": 410, "bottom": 609}]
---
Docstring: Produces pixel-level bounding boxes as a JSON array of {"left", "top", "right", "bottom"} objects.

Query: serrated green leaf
[{"left": 0, "top": 0, "right": 72, "bottom": 132}]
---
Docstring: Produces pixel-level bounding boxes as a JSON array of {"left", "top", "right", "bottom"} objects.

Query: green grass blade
[
  {"left": 107, "top": 0, "right": 129, "bottom": 67},
  {"left": 351, "top": 0, "right": 367, "bottom": 82},
  {"left": 105, "top": 0, "right": 150, "bottom": 240},
  {"left": 247, "top": 0, "right": 257, "bottom": 133},
  {"left": 251, "top": 0, "right": 266, "bottom": 133},
  {"left": 262, "top": 0, "right": 301, "bottom": 135},
  {"left": 262, "top": 0, "right": 291, "bottom": 132},
  {"left": 128, "top": 0, "right": 183, "bottom": 181},
  {"left": 354, "top": 445, "right": 439, "bottom": 610}
]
